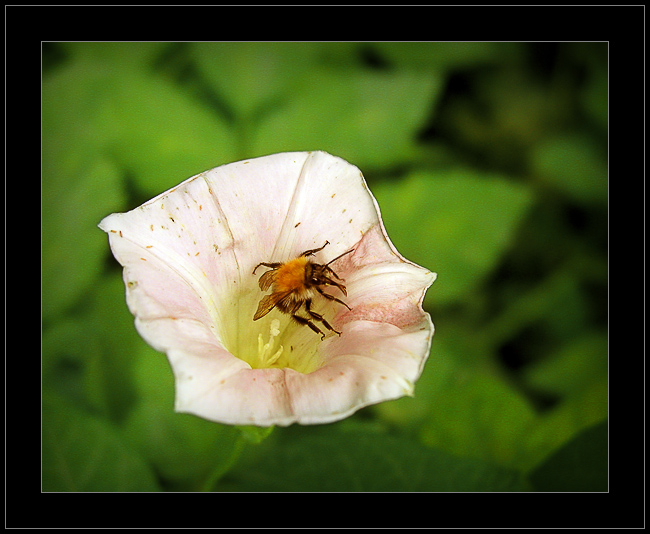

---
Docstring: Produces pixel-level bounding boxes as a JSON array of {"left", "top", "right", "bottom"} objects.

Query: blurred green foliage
[{"left": 42, "top": 42, "right": 607, "bottom": 493}]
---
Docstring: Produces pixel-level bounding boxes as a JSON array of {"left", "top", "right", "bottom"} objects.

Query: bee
[{"left": 252, "top": 241, "right": 354, "bottom": 340}]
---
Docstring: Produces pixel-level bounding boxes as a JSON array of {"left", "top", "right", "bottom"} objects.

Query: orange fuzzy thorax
[{"left": 274, "top": 256, "right": 310, "bottom": 294}]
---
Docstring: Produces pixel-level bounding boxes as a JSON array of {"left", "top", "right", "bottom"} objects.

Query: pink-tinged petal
[
  {"left": 285, "top": 321, "right": 433, "bottom": 425},
  {"left": 100, "top": 151, "right": 436, "bottom": 426},
  {"left": 331, "top": 224, "right": 436, "bottom": 330},
  {"left": 170, "top": 361, "right": 293, "bottom": 426}
]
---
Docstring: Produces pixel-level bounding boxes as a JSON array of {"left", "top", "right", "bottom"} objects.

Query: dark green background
[{"left": 42, "top": 42, "right": 607, "bottom": 494}]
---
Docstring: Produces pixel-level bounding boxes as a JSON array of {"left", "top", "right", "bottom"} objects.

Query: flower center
[{"left": 255, "top": 319, "right": 284, "bottom": 368}]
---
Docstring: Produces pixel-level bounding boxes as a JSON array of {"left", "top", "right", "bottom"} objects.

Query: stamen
[{"left": 257, "top": 319, "right": 284, "bottom": 367}]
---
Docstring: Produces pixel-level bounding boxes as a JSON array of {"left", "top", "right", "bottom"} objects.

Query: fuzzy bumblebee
[{"left": 252, "top": 241, "right": 354, "bottom": 340}]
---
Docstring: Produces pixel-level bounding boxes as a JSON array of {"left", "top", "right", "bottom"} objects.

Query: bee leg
[
  {"left": 290, "top": 313, "right": 327, "bottom": 340},
  {"left": 300, "top": 241, "right": 329, "bottom": 257},
  {"left": 305, "top": 299, "right": 342, "bottom": 337},
  {"left": 316, "top": 287, "right": 352, "bottom": 311},
  {"left": 253, "top": 262, "right": 281, "bottom": 274}
]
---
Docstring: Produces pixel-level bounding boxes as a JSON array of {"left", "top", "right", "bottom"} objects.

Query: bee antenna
[{"left": 325, "top": 247, "right": 355, "bottom": 266}]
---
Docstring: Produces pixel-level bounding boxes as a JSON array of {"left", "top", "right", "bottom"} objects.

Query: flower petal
[
  {"left": 332, "top": 223, "right": 437, "bottom": 330},
  {"left": 285, "top": 320, "right": 433, "bottom": 425}
]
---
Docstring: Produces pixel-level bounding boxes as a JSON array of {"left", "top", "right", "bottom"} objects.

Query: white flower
[{"left": 100, "top": 151, "right": 435, "bottom": 426}]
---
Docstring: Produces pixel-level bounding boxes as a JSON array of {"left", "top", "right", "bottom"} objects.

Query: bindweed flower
[{"left": 99, "top": 151, "right": 436, "bottom": 426}]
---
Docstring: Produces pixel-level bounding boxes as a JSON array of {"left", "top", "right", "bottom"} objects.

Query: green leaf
[
  {"left": 81, "top": 274, "right": 143, "bottom": 420},
  {"left": 42, "top": 318, "right": 91, "bottom": 388},
  {"left": 372, "top": 42, "right": 521, "bottom": 71},
  {"left": 523, "top": 331, "right": 608, "bottom": 396},
  {"left": 98, "top": 70, "right": 238, "bottom": 195},
  {"left": 42, "top": 61, "right": 130, "bottom": 320},
  {"left": 520, "top": 382, "right": 608, "bottom": 472},
  {"left": 59, "top": 42, "right": 169, "bottom": 70},
  {"left": 42, "top": 391, "right": 160, "bottom": 492},
  {"left": 251, "top": 69, "right": 443, "bottom": 171},
  {"left": 372, "top": 169, "right": 533, "bottom": 307},
  {"left": 378, "top": 318, "right": 539, "bottom": 472},
  {"left": 42, "top": 61, "right": 114, "bottom": 155},
  {"left": 418, "top": 363, "right": 537, "bottom": 470},
  {"left": 529, "top": 420, "right": 608, "bottom": 492},
  {"left": 484, "top": 268, "right": 592, "bottom": 350},
  {"left": 43, "top": 273, "right": 144, "bottom": 421},
  {"left": 42, "top": 156, "right": 125, "bottom": 322},
  {"left": 43, "top": 56, "right": 238, "bottom": 201},
  {"left": 218, "top": 428, "right": 528, "bottom": 492},
  {"left": 43, "top": 62, "right": 126, "bottom": 322},
  {"left": 120, "top": 344, "right": 243, "bottom": 490},
  {"left": 190, "top": 42, "right": 321, "bottom": 120},
  {"left": 532, "top": 133, "right": 607, "bottom": 206},
  {"left": 580, "top": 56, "right": 608, "bottom": 131},
  {"left": 121, "top": 400, "right": 242, "bottom": 490}
]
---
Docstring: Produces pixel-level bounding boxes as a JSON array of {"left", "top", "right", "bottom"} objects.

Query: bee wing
[
  {"left": 258, "top": 269, "right": 278, "bottom": 292},
  {"left": 253, "top": 291, "right": 292, "bottom": 321}
]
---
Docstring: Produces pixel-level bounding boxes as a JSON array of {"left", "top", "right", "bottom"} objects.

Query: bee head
[{"left": 305, "top": 261, "right": 347, "bottom": 296}]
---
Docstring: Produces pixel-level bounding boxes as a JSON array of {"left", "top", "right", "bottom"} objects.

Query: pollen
[{"left": 274, "top": 256, "right": 309, "bottom": 293}]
